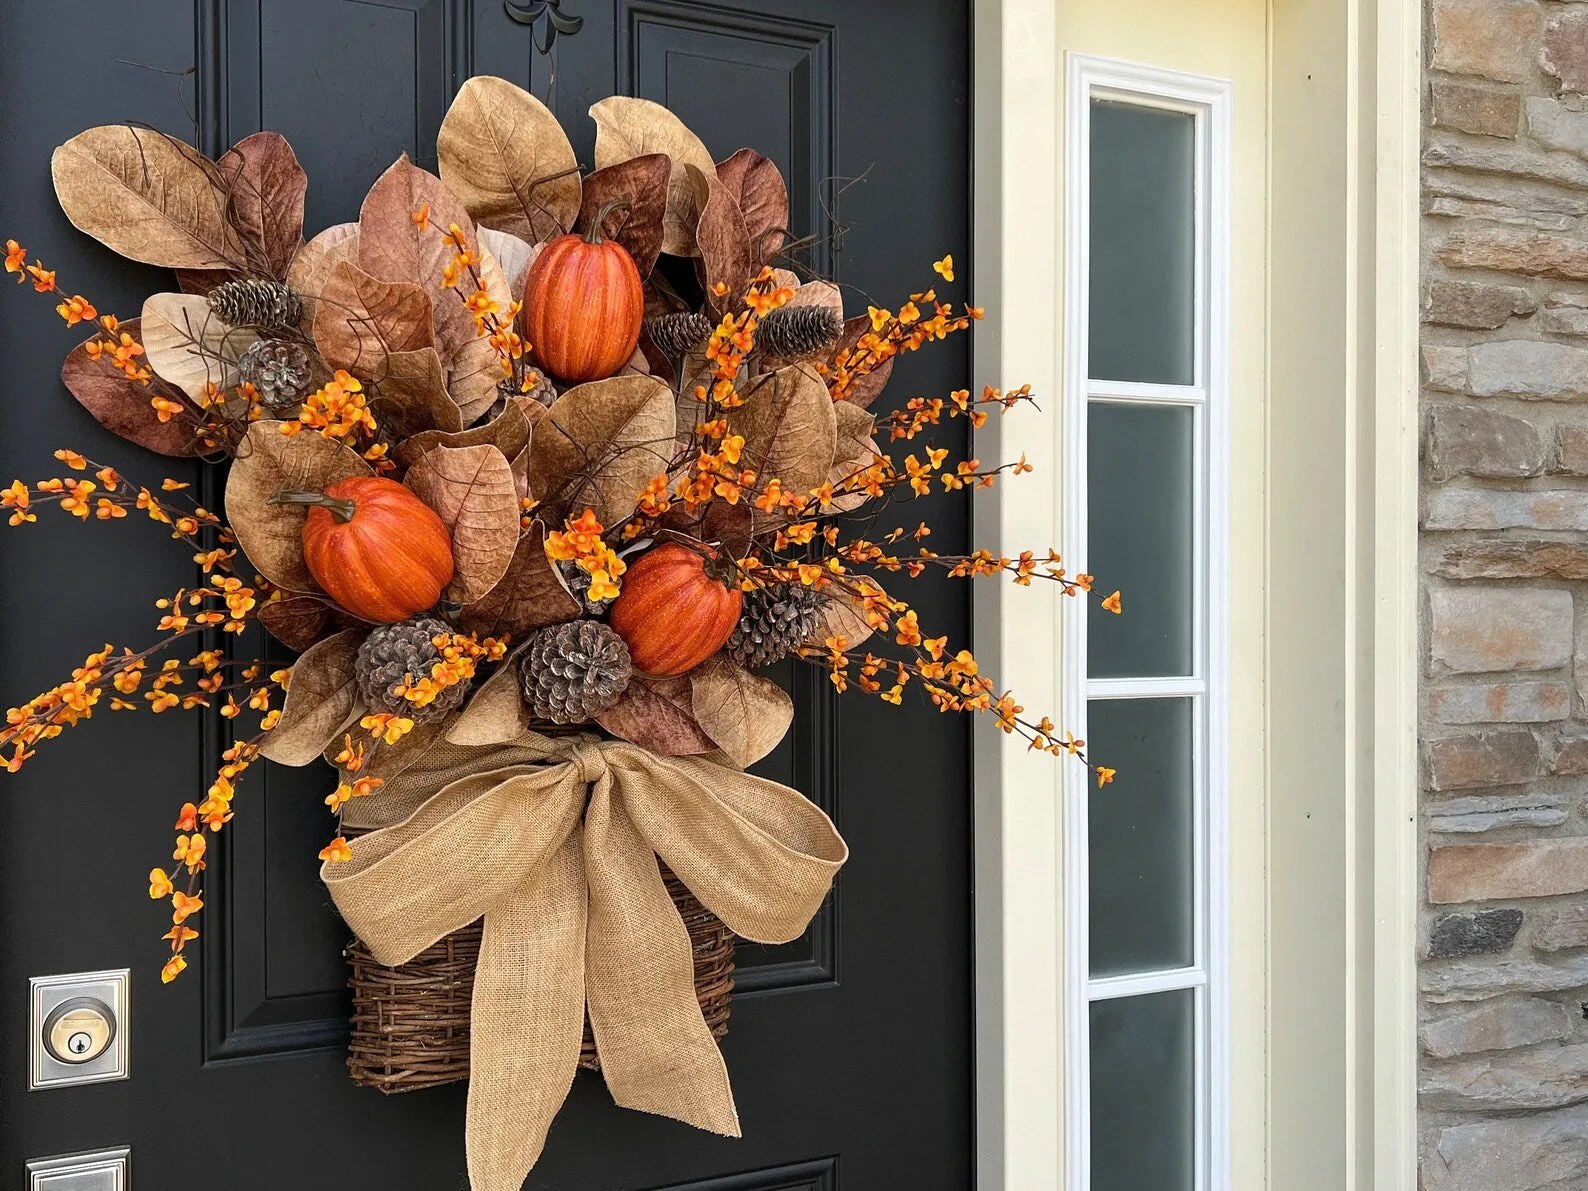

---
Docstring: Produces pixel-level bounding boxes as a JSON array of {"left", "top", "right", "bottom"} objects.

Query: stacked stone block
[{"left": 1421, "top": 1, "right": 1588, "bottom": 1185}]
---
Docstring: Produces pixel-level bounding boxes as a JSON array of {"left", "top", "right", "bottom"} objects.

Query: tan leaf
[
  {"left": 578, "top": 154, "right": 670, "bottom": 278},
  {"left": 596, "top": 673, "right": 716, "bottom": 756},
  {"left": 225, "top": 421, "right": 373, "bottom": 591},
  {"left": 403, "top": 444, "right": 520, "bottom": 604},
  {"left": 510, "top": 441, "right": 531, "bottom": 502},
  {"left": 141, "top": 292, "right": 261, "bottom": 398},
  {"left": 478, "top": 227, "right": 539, "bottom": 296},
  {"left": 61, "top": 321, "right": 201, "bottom": 457},
  {"left": 257, "top": 594, "right": 334, "bottom": 651},
  {"left": 729, "top": 364, "right": 837, "bottom": 497},
  {"left": 833, "top": 398, "right": 876, "bottom": 464},
  {"left": 528, "top": 374, "right": 676, "bottom": 525},
  {"left": 449, "top": 333, "right": 509, "bottom": 425},
  {"left": 716, "top": 148, "right": 789, "bottom": 265},
  {"left": 830, "top": 315, "right": 894, "bottom": 410},
  {"left": 590, "top": 96, "right": 716, "bottom": 257},
  {"left": 437, "top": 76, "right": 581, "bottom": 243},
  {"left": 51, "top": 125, "right": 244, "bottom": 270},
  {"left": 691, "top": 165, "right": 752, "bottom": 318},
  {"left": 287, "top": 222, "right": 359, "bottom": 332},
  {"left": 358, "top": 156, "right": 511, "bottom": 352},
  {"left": 787, "top": 279, "right": 843, "bottom": 317},
  {"left": 258, "top": 630, "right": 366, "bottom": 766},
  {"left": 395, "top": 394, "right": 535, "bottom": 467},
  {"left": 690, "top": 654, "right": 794, "bottom": 768},
  {"left": 368, "top": 347, "right": 463, "bottom": 439},
  {"left": 456, "top": 519, "right": 581, "bottom": 639},
  {"left": 447, "top": 646, "right": 532, "bottom": 747},
  {"left": 312, "top": 260, "right": 435, "bottom": 377},
  {"left": 823, "top": 434, "right": 882, "bottom": 515},
  {"left": 217, "top": 131, "right": 307, "bottom": 280},
  {"left": 811, "top": 589, "right": 875, "bottom": 651}
]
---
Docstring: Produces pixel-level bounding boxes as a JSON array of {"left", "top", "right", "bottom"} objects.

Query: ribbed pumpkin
[
  {"left": 608, "top": 543, "right": 743, "bottom": 677},
  {"left": 273, "top": 477, "right": 455, "bottom": 623},
  {"left": 521, "top": 200, "right": 644, "bottom": 383}
]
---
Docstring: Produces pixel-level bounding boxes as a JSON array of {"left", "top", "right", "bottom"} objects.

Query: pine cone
[
  {"left": 355, "top": 617, "right": 470, "bottom": 724},
  {"left": 728, "top": 584, "right": 827, "bottom": 669},
  {"left": 557, "top": 559, "right": 608, "bottom": 617},
  {"left": 208, "top": 278, "right": 302, "bottom": 331},
  {"left": 487, "top": 371, "right": 558, "bottom": 422},
  {"left": 237, "top": 341, "right": 313, "bottom": 412},
  {"left": 519, "top": 620, "right": 632, "bottom": 724},
  {"left": 645, "top": 311, "right": 714, "bottom": 359},
  {"left": 757, "top": 306, "right": 843, "bottom": 359}
]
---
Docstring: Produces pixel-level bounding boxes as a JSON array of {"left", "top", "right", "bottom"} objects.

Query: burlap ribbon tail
[{"left": 322, "top": 732, "right": 847, "bottom": 1191}]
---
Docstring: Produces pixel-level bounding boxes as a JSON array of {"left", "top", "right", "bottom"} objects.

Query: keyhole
[{"left": 67, "top": 1032, "right": 92, "bottom": 1055}]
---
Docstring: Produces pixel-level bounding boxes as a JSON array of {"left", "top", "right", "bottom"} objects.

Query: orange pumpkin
[
  {"left": 608, "top": 543, "right": 744, "bottom": 676},
  {"left": 273, "top": 477, "right": 455, "bottom": 623},
  {"left": 522, "top": 200, "right": 644, "bottom": 383}
]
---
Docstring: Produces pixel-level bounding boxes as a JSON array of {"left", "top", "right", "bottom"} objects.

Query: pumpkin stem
[
  {"left": 269, "top": 488, "right": 358, "bottom": 524},
  {"left": 584, "top": 198, "right": 632, "bottom": 246}
]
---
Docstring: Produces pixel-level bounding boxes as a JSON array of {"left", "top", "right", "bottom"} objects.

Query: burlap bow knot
[{"left": 322, "top": 730, "right": 848, "bottom": 1191}]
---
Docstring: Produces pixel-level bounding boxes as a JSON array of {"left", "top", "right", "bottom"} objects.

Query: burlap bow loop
[{"left": 321, "top": 732, "right": 847, "bottom": 1191}]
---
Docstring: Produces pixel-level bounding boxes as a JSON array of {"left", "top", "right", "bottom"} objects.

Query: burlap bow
[{"left": 321, "top": 730, "right": 847, "bottom": 1191}]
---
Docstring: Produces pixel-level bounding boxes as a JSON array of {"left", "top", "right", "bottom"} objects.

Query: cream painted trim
[{"left": 971, "top": 0, "right": 1421, "bottom": 1187}]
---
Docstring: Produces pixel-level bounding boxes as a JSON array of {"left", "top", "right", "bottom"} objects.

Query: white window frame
[{"left": 1059, "top": 54, "right": 1232, "bottom": 1191}]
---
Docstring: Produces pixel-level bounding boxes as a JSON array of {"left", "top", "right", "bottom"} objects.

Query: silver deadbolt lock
[{"left": 43, "top": 997, "right": 116, "bottom": 1064}]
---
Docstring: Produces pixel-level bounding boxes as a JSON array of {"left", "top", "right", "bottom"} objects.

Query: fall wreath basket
[{"left": 346, "top": 863, "right": 733, "bottom": 1092}]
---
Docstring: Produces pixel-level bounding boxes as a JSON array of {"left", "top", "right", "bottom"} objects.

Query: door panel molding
[{"left": 643, "top": 1156, "right": 837, "bottom": 1191}]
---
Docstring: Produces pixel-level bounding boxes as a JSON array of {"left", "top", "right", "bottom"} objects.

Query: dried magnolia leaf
[
  {"left": 259, "top": 629, "right": 366, "bottom": 766},
  {"left": 590, "top": 96, "right": 716, "bottom": 257},
  {"left": 61, "top": 321, "right": 201, "bottom": 457},
  {"left": 528, "top": 374, "right": 676, "bottom": 525},
  {"left": 258, "top": 594, "right": 334, "bottom": 651},
  {"left": 479, "top": 227, "right": 539, "bottom": 296},
  {"left": 578, "top": 154, "right": 670, "bottom": 278},
  {"left": 287, "top": 222, "right": 359, "bottom": 331},
  {"left": 448, "top": 646, "right": 532, "bottom": 747},
  {"left": 812, "top": 589, "right": 875, "bottom": 651},
  {"left": 51, "top": 125, "right": 245, "bottom": 270},
  {"left": 225, "top": 421, "right": 373, "bottom": 591},
  {"left": 369, "top": 347, "right": 463, "bottom": 439},
  {"left": 596, "top": 673, "right": 715, "bottom": 756},
  {"left": 175, "top": 268, "right": 237, "bottom": 296},
  {"left": 691, "top": 165, "right": 752, "bottom": 317},
  {"left": 787, "top": 279, "right": 843, "bottom": 317},
  {"left": 690, "top": 654, "right": 794, "bottom": 768},
  {"left": 456, "top": 519, "right": 581, "bottom": 639},
  {"left": 450, "top": 333, "right": 510, "bottom": 425},
  {"left": 716, "top": 148, "right": 789, "bottom": 264},
  {"left": 437, "top": 75, "right": 581, "bottom": 243},
  {"left": 356, "top": 156, "right": 513, "bottom": 417},
  {"left": 403, "top": 444, "right": 520, "bottom": 604},
  {"left": 833, "top": 399, "right": 876, "bottom": 465},
  {"left": 395, "top": 393, "right": 535, "bottom": 466},
  {"left": 830, "top": 315, "right": 894, "bottom": 410},
  {"left": 313, "top": 259, "right": 435, "bottom": 376},
  {"left": 729, "top": 364, "right": 837, "bottom": 497},
  {"left": 217, "top": 131, "right": 307, "bottom": 280},
  {"left": 510, "top": 441, "right": 532, "bottom": 502},
  {"left": 141, "top": 292, "right": 262, "bottom": 399}
]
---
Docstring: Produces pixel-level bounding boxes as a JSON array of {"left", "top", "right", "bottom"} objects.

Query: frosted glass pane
[
  {"left": 1090, "top": 990, "right": 1196, "bottom": 1191},
  {"left": 1087, "top": 402, "right": 1195, "bottom": 678},
  {"left": 1088, "top": 697, "right": 1195, "bottom": 976},
  {"left": 1089, "top": 100, "right": 1196, "bottom": 385}
]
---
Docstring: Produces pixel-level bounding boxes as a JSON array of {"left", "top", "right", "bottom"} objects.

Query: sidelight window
[{"left": 1061, "top": 56, "right": 1231, "bottom": 1191}]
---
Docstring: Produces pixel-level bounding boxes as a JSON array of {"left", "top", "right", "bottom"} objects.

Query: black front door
[{"left": 0, "top": 2, "right": 973, "bottom": 1187}]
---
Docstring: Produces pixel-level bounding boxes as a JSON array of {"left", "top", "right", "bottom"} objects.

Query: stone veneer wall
[{"left": 1419, "top": 1, "right": 1588, "bottom": 1186}]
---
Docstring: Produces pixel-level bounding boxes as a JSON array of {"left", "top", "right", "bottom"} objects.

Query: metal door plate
[
  {"left": 26, "top": 1147, "right": 130, "bottom": 1191},
  {"left": 28, "top": 970, "right": 129, "bottom": 1090}
]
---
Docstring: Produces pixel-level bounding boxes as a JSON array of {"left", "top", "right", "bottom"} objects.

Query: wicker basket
[{"left": 346, "top": 865, "right": 735, "bottom": 1093}]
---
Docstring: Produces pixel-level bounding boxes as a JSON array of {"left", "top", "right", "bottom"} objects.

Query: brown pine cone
[
  {"left": 237, "top": 341, "right": 313, "bottom": 413},
  {"left": 644, "top": 311, "right": 714, "bottom": 359},
  {"left": 208, "top": 278, "right": 302, "bottom": 331},
  {"left": 519, "top": 620, "right": 632, "bottom": 724},
  {"left": 757, "top": 306, "right": 843, "bottom": 359},
  {"left": 355, "top": 617, "right": 469, "bottom": 723},
  {"left": 728, "top": 584, "right": 827, "bottom": 669}
]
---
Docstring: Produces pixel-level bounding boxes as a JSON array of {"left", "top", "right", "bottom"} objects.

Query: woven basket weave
[{"left": 345, "top": 864, "right": 735, "bottom": 1093}]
